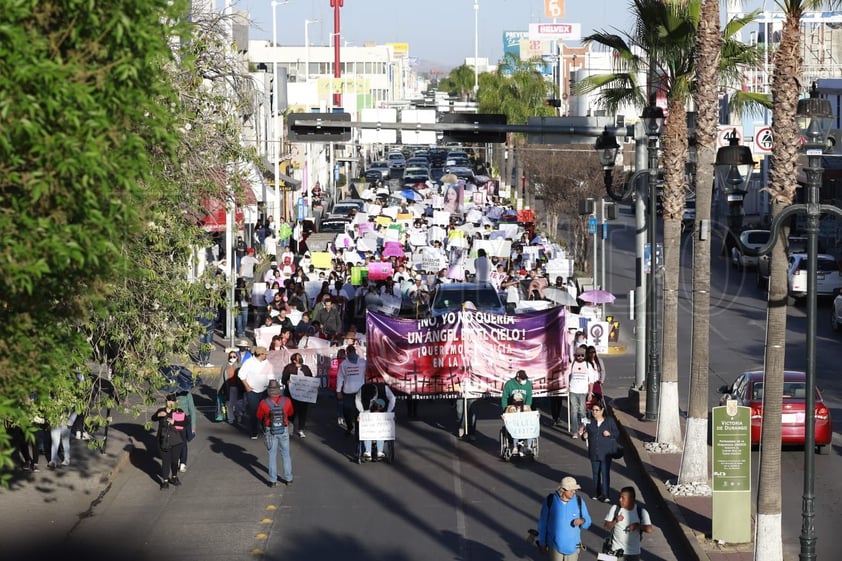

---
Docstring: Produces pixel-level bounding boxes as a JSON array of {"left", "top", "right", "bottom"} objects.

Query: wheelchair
[
  {"left": 499, "top": 410, "right": 541, "bottom": 462},
  {"left": 354, "top": 411, "right": 396, "bottom": 465}
]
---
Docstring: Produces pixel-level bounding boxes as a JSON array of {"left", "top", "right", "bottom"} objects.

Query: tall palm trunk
[
  {"left": 755, "top": 11, "right": 802, "bottom": 561},
  {"left": 679, "top": 0, "right": 720, "bottom": 485},
  {"left": 655, "top": 96, "right": 686, "bottom": 448}
]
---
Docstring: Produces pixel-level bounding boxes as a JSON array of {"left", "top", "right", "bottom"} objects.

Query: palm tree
[
  {"left": 440, "top": 65, "right": 479, "bottom": 102},
  {"left": 581, "top": 0, "right": 764, "bottom": 450},
  {"left": 676, "top": 1, "right": 769, "bottom": 487},
  {"left": 756, "top": 2, "right": 841, "bottom": 559},
  {"left": 580, "top": 0, "right": 699, "bottom": 449}
]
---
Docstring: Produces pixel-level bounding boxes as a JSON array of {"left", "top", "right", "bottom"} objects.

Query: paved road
[{"left": 4, "top": 384, "right": 696, "bottom": 561}]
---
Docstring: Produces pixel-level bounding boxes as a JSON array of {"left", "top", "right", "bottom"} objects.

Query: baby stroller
[{"left": 499, "top": 409, "right": 541, "bottom": 462}]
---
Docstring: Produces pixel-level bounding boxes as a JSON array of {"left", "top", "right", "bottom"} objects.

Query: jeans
[
  {"left": 160, "top": 443, "right": 184, "bottom": 482},
  {"left": 199, "top": 328, "right": 214, "bottom": 364},
  {"left": 179, "top": 422, "right": 194, "bottom": 466},
  {"left": 235, "top": 307, "right": 249, "bottom": 337},
  {"left": 227, "top": 387, "right": 244, "bottom": 423},
  {"left": 50, "top": 425, "right": 71, "bottom": 465},
  {"left": 363, "top": 439, "right": 385, "bottom": 455},
  {"left": 265, "top": 428, "right": 293, "bottom": 483},
  {"left": 569, "top": 392, "right": 588, "bottom": 435},
  {"left": 591, "top": 457, "right": 613, "bottom": 499},
  {"left": 456, "top": 398, "right": 478, "bottom": 435},
  {"left": 246, "top": 390, "right": 266, "bottom": 437}
]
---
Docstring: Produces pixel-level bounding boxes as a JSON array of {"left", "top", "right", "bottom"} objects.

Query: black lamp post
[
  {"left": 715, "top": 133, "right": 754, "bottom": 235},
  {"left": 595, "top": 127, "right": 621, "bottom": 190},
  {"left": 740, "top": 84, "right": 842, "bottom": 561},
  {"left": 641, "top": 99, "right": 664, "bottom": 422}
]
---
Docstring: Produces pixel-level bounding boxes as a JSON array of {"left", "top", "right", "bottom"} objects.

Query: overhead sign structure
[
  {"left": 440, "top": 113, "right": 507, "bottom": 144},
  {"left": 528, "top": 22, "right": 581, "bottom": 41},
  {"left": 754, "top": 126, "right": 774, "bottom": 152},
  {"left": 401, "top": 109, "right": 437, "bottom": 145},
  {"left": 288, "top": 112, "right": 352, "bottom": 142},
  {"left": 711, "top": 402, "right": 752, "bottom": 544},
  {"left": 359, "top": 108, "right": 397, "bottom": 144}
]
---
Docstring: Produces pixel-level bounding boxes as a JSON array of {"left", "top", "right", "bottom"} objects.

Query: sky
[{"left": 235, "top": 0, "right": 767, "bottom": 70}]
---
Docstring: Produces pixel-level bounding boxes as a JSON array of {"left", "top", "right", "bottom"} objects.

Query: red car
[{"left": 718, "top": 370, "right": 833, "bottom": 454}]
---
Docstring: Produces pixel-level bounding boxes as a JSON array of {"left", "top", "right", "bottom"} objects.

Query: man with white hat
[
  {"left": 537, "top": 475, "right": 592, "bottom": 560},
  {"left": 256, "top": 379, "right": 294, "bottom": 487},
  {"left": 238, "top": 346, "right": 273, "bottom": 440}
]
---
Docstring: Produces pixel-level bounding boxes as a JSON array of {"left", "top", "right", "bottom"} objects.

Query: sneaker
[
  {"left": 269, "top": 481, "right": 280, "bottom": 488},
  {"left": 338, "top": 417, "right": 347, "bottom": 429},
  {"left": 592, "top": 496, "right": 600, "bottom": 501},
  {"left": 61, "top": 461, "right": 70, "bottom": 467},
  {"left": 169, "top": 476, "right": 182, "bottom": 486},
  {"left": 458, "top": 427, "right": 465, "bottom": 438},
  {"left": 602, "top": 496, "right": 611, "bottom": 503},
  {"left": 377, "top": 451, "right": 386, "bottom": 459},
  {"left": 250, "top": 435, "right": 259, "bottom": 440},
  {"left": 80, "top": 431, "right": 92, "bottom": 441},
  {"left": 204, "top": 363, "right": 215, "bottom": 368},
  {"left": 160, "top": 482, "right": 170, "bottom": 490},
  {"left": 284, "top": 479, "right": 293, "bottom": 486},
  {"left": 47, "top": 461, "right": 56, "bottom": 470},
  {"left": 31, "top": 463, "right": 40, "bottom": 472},
  {"left": 298, "top": 430, "right": 306, "bottom": 438},
  {"left": 179, "top": 463, "right": 187, "bottom": 473},
  {"left": 363, "top": 452, "right": 372, "bottom": 460},
  {"left": 572, "top": 434, "right": 579, "bottom": 439}
]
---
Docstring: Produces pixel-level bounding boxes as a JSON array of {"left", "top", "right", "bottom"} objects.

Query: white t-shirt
[
  {"left": 238, "top": 356, "right": 273, "bottom": 393},
  {"left": 604, "top": 504, "right": 651, "bottom": 555},
  {"left": 566, "top": 361, "right": 597, "bottom": 394},
  {"left": 336, "top": 357, "right": 367, "bottom": 395}
]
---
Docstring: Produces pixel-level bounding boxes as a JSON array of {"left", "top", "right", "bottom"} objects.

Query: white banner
[
  {"left": 358, "top": 411, "right": 396, "bottom": 440},
  {"left": 287, "top": 376, "right": 321, "bottom": 403},
  {"left": 502, "top": 410, "right": 541, "bottom": 439}
]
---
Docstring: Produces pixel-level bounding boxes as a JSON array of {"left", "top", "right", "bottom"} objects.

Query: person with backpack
[
  {"left": 537, "top": 476, "right": 592, "bottom": 560},
  {"left": 256, "top": 379, "right": 295, "bottom": 488},
  {"left": 602, "top": 487, "right": 653, "bottom": 560}
]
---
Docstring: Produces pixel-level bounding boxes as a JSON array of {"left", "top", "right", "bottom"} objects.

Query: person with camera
[{"left": 603, "top": 487, "right": 653, "bottom": 560}]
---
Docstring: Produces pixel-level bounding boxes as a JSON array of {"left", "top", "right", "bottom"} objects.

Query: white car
[
  {"left": 787, "top": 253, "right": 842, "bottom": 300},
  {"left": 731, "top": 229, "right": 771, "bottom": 270}
]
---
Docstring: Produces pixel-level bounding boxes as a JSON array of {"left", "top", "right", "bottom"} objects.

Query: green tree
[{"left": 439, "top": 64, "right": 479, "bottom": 101}]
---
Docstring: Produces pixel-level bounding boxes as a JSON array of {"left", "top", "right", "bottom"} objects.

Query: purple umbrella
[{"left": 578, "top": 289, "right": 616, "bottom": 304}]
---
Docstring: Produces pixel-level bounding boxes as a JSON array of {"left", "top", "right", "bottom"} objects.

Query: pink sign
[{"left": 367, "top": 262, "right": 394, "bottom": 281}]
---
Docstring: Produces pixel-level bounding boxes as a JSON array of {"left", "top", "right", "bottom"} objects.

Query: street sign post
[{"left": 712, "top": 402, "right": 752, "bottom": 544}]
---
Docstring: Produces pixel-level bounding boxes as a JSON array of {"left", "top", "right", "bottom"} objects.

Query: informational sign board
[
  {"left": 754, "top": 126, "right": 774, "bottom": 152},
  {"left": 712, "top": 402, "right": 752, "bottom": 544},
  {"left": 502, "top": 410, "right": 541, "bottom": 440},
  {"left": 716, "top": 125, "right": 743, "bottom": 148}
]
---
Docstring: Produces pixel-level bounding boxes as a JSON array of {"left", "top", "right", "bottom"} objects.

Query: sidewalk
[{"left": 611, "top": 396, "right": 754, "bottom": 561}]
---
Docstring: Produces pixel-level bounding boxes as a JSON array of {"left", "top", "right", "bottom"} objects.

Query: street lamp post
[
  {"left": 739, "top": 85, "right": 842, "bottom": 561},
  {"left": 271, "top": 1, "right": 285, "bottom": 223},
  {"left": 473, "top": 0, "right": 479, "bottom": 97},
  {"left": 641, "top": 100, "right": 664, "bottom": 422},
  {"left": 716, "top": 133, "right": 753, "bottom": 236},
  {"left": 304, "top": 19, "right": 319, "bottom": 83}
]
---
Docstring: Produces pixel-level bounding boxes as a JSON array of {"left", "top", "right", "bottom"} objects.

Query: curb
[{"left": 609, "top": 403, "right": 710, "bottom": 561}]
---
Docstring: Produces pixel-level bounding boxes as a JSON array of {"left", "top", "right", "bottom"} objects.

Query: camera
[{"left": 526, "top": 529, "right": 538, "bottom": 546}]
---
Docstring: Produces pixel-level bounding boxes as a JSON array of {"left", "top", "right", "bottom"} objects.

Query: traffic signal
[
  {"left": 288, "top": 112, "right": 352, "bottom": 142},
  {"left": 545, "top": 99, "right": 562, "bottom": 108}
]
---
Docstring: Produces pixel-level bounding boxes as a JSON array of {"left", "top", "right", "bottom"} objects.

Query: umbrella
[
  {"left": 401, "top": 189, "right": 423, "bottom": 202},
  {"left": 543, "top": 287, "right": 577, "bottom": 307},
  {"left": 578, "top": 289, "right": 616, "bottom": 304}
]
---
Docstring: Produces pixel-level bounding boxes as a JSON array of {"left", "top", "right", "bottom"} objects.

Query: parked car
[
  {"left": 756, "top": 235, "right": 809, "bottom": 289},
  {"left": 787, "top": 252, "right": 842, "bottom": 300},
  {"left": 718, "top": 370, "right": 832, "bottom": 453},
  {"left": 429, "top": 282, "right": 505, "bottom": 318},
  {"left": 731, "top": 229, "right": 771, "bottom": 270},
  {"left": 326, "top": 198, "right": 366, "bottom": 220}
]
